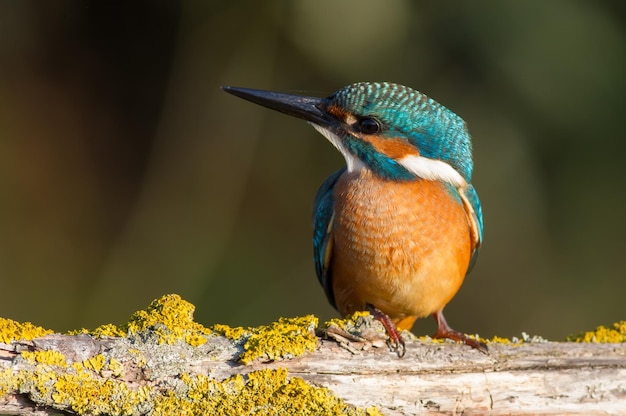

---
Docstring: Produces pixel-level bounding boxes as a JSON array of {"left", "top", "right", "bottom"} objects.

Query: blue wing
[
  {"left": 313, "top": 168, "right": 345, "bottom": 309},
  {"left": 462, "top": 183, "right": 483, "bottom": 274}
]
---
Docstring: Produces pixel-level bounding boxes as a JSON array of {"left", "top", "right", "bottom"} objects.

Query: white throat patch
[
  {"left": 310, "top": 123, "right": 365, "bottom": 172},
  {"left": 310, "top": 123, "right": 466, "bottom": 187}
]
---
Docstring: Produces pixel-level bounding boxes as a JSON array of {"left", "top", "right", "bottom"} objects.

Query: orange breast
[{"left": 330, "top": 169, "right": 472, "bottom": 324}]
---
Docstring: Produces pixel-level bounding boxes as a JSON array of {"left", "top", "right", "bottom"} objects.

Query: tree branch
[
  {"left": 1, "top": 296, "right": 624, "bottom": 415},
  {"left": 2, "top": 332, "right": 625, "bottom": 415}
]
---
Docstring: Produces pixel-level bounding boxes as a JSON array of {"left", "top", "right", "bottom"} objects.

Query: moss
[
  {"left": 567, "top": 321, "right": 626, "bottom": 343},
  {"left": 153, "top": 368, "right": 382, "bottom": 416},
  {"left": 0, "top": 317, "right": 53, "bottom": 343}
]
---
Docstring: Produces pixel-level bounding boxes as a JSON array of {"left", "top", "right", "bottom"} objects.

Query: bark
[{"left": 1, "top": 331, "right": 624, "bottom": 415}]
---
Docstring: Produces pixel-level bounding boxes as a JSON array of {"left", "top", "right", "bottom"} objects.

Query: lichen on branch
[{"left": 0, "top": 294, "right": 379, "bottom": 416}]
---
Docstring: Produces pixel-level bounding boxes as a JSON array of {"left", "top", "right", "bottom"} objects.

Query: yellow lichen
[
  {"left": 127, "top": 348, "right": 147, "bottom": 368},
  {"left": 2, "top": 363, "right": 150, "bottom": 414},
  {"left": 108, "top": 358, "right": 124, "bottom": 377},
  {"left": 0, "top": 367, "right": 18, "bottom": 397},
  {"left": 82, "top": 354, "right": 106, "bottom": 373},
  {"left": 567, "top": 321, "right": 626, "bottom": 343},
  {"left": 489, "top": 335, "right": 516, "bottom": 345},
  {"left": 68, "top": 294, "right": 212, "bottom": 347},
  {"left": 123, "top": 294, "right": 212, "bottom": 345},
  {"left": 0, "top": 295, "right": 381, "bottom": 414},
  {"left": 70, "top": 295, "right": 317, "bottom": 363},
  {"left": 324, "top": 310, "right": 371, "bottom": 331},
  {"left": 68, "top": 323, "right": 126, "bottom": 337},
  {"left": 79, "top": 354, "right": 122, "bottom": 378},
  {"left": 185, "top": 333, "right": 208, "bottom": 346},
  {"left": 92, "top": 323, "right": 127, "bottom": 338},
  {"left": 0, "top": 317, "right": 53, "bottom": 343},
  {"left": 51, "top": 368, "right": 152, "bottom": 415},
  {"left": 211, "top": 323, "right": 250, "bottom": 340},
  {"left": 152, "top": 368, "right": 381, "bottom": 416},
  {"left": 210, "top": 316, "right": 319, "bottom": 364},
  {"left": 21, "top": 350, "right": 68, "bottom": 368},
  {"left": 239, "top": 316, "right": 319, "bottom": 365},
  {"left": 4, "top": 363, "right": 379, "bottom": 415},
  {"left": 22, "top": 369, "right": 58, "bottom": 398},
  {"left": 417, "top": 335, "right": 445, "bottom": 344}
]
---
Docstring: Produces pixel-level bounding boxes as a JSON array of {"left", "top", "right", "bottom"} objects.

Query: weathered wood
[
  {"left": 1, "top": 331, "right": 625, "bottom": 415},
  {"left": 287, "top": 340, "right": 626, "bottom": 415}
]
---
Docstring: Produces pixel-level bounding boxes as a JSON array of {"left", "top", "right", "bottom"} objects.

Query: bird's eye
[{"left": 358, "top": 117, "right": 381, "bottom": 134}]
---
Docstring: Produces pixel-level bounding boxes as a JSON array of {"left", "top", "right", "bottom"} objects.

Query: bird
[{"left": 222, "top": 82, "right": 486, "bottom": 356}]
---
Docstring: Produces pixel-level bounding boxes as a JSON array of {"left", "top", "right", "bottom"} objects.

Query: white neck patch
[
  {"left": 310, "top": 123, "right": 466, "bottom": 187},
  {"left": 310, "top": 123, "right": 366, "bottom": 172},
  {"left": 397, "top": 154, "right": 467, "bottom": 187}
]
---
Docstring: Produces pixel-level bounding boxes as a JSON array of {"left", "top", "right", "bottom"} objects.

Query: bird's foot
[
  {"left": 366, "top": 303, "right": 406, "bottom": 357},
  {"left": 433, "top": 310, "right": 488, "bottom": 353}
]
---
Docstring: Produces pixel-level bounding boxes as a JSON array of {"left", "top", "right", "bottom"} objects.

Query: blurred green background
[{"left": 0, "top": 1, "right": 624, "bottom": 341}]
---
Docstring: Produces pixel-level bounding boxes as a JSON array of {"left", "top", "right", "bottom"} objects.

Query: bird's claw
[
  {"left": 433, "top": 310, "right": 488, "bottom": 354},
  {"left": 366, "top": 303, "right": 406, "bottom": 358}
]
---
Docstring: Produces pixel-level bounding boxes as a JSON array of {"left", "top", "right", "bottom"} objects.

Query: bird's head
[{"left": 222, "top": 82, "right": 473, "bottom": 187}]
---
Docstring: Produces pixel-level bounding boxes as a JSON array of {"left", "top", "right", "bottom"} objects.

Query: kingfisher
[{"left": 222, "top": 82, "right": 486, "bottom": 356}]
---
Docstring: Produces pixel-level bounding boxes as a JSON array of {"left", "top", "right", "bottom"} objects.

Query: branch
[{"left": 1, "top": 295, "right": 624, "bottom": 415}]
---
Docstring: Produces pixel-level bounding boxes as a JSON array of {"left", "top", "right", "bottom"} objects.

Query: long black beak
[{"left": 221, "top": 86, "right": 336, "bottom": 128}]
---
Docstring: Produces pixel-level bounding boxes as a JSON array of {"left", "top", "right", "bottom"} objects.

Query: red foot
[
  {"left": 433, "top": 310, "right": 488, "bottom": 353},
  {"left": 366, "top": 303, "right": 406, "bottom": 357}
]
